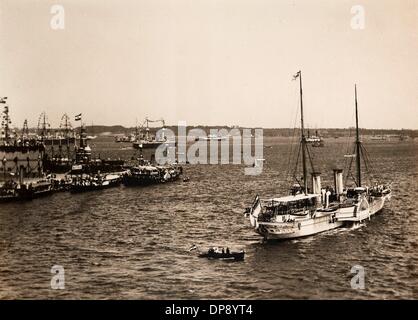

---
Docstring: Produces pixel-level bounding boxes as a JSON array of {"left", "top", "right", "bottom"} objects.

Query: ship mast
[
  {"left": 355, "top": 84, "right": 361, "bottom": 187},
  {"left": 297, "top": 71, "right": 308, "bottom": 194}
]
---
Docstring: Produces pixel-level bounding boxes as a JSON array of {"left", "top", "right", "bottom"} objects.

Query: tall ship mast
[
  {"left": 1, "top": 98, "right": 47, "bottom": 196},
  {"left": 298, "top": 71, "right": 308, "bottom": 194},
  {"left": 355, "top": 85, "right": 362, "bottom": 187},
  {"left": 37, "top": 112, "right": 76, "bottom": 146},
  {"left": 1, "top": 102, "right": 12, "bottom": 143}
]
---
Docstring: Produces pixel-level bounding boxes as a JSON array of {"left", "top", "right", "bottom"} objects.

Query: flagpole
[
  {"left": 355, "top": 84, "right": 361, "bottom": 187},
  {"left": 298, "top": 71, "right": 308, "bottom": 195}
]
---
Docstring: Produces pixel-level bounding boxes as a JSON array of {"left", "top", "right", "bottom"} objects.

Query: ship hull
[
  {"left": 256, "top": 213, "right": 344, "bottom": 240},
  {"left": 133, "top": 141, "right": 177, "bottom": 149},
  {"left": 122, "top": 174, "right": 180, "bottom": 186}
]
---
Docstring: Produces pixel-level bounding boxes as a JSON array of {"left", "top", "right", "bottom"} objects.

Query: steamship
[
  {"left": 246, "top": 71, "right": 344, "bottom": 240},
  {"left": 246, "top": 76, "right": 392, "bottom": 240}
]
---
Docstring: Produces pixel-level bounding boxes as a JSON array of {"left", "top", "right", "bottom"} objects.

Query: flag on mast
[
  {"left": 292, "top": 71, "right": 301, "bottom": 80},
  {"left": 75, "top": 113, "right": 82, "bottom": 121}
]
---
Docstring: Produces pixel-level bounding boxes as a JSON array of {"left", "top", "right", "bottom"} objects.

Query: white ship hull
[{"left": 256, "top": 211, "right": 344, "bottom": 240}]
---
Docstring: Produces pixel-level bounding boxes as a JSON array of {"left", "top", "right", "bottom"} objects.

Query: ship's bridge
[{"left": 261, "top": 193, "right": 321, "bottom": 216}]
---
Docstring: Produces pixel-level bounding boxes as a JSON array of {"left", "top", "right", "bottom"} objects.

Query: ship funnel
[
  {"left": 333, "top": 169, "right": 344, "bottom": 195},
  {"left": 311, "top": 172, "right": 321, "bottom": 194}
]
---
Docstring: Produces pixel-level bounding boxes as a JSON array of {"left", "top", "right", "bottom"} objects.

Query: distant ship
[
  {"left": 306, "top": 130, "right": 324, "bottom": 147},
  {"left": 132, "top": 117, "right": 175, "bottom": 149},
  {"left": 37, "top": 113, "right": 76, "bottom": 145},
  {"left": 195, "top": 134, "right": 228, "bottom": 141},
  {"left": 115, "top": 134, "right": 135, "bottom": 143},
  {"left": 370, "top": 135, "right": 388, "bottom": 141}
]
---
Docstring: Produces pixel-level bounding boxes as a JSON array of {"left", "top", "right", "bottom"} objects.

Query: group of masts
[{"left": 296, "top": 71, "right": 364, "bottom": 195}]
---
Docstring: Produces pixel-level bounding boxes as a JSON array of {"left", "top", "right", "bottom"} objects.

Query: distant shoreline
[{"left": 17, "top": 125, "right": 418, "bottom": 138}]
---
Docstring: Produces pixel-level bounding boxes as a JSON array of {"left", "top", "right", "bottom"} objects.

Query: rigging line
[
  {"left": 343, "top": 106, "right": 356, "bottom": 172},
  {"left": 291, "top": 142, "right": 302, "bottom": 189},
  {"left": 285, "top": 124, "right": 297, "bottom": 182},
  {"left": 361, "top": 144, "right": 376, "bottom": 176},
  {"left": 361, "top": 144, "right": 376, "bottom": 184},
  {"left": 345, "top": 143, "right": 356, "bottom": 187},
  {"left": 285, "top": 128, "right": 298, "bottom": 186},
  {"left": 305, "top": 143, "right": 316, "bottom": 174},
  {"left": 284, "top": 84, "right": 301, "bottom": 186},
  {"left": 359, "top": 146, "right": 370, "bottom": 185}
]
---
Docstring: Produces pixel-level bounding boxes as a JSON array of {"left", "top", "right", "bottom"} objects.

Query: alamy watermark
[
  {"left": 350, "top": 265, "right": 365, "bottom": 290},
  {"left": 50, "top": 4, "right": 65, "bottom": 30},
  {"left": 350, "top": 5, "right": 365, "bottom": 30},
  {"left": 154, "top": 122, "right": 264, "bottom": 175},
  {"left": 50, "top": 265, "right": 65, "bottom": 289}
]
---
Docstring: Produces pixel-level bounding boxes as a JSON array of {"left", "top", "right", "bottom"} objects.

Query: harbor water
[{"left": 0, "top": 137, "right": 417, "bottom": 299}]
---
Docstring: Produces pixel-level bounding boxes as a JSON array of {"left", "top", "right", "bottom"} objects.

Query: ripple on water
[{"left": 0, "top": 139, "right": 417, "bottom": 299}]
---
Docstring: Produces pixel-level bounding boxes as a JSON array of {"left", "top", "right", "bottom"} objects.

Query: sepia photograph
[{"left": 0, "top": 0, "right": 417, "bottom": 307}]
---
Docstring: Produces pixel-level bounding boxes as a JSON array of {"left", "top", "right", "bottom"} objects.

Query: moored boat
[
  {"left": 122, "top": 161, "right": 182, "bottom": 186},
  {"left": 70, "top": 173, "right": 121, "bottom": 193}
]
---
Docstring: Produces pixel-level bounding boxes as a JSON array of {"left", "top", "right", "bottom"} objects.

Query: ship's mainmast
[
  {"left": 355, "top": 84, "right": 362, "bottom": 187},
  {"left": 296, "top": 71, "right": 308, "bottom": 194}
]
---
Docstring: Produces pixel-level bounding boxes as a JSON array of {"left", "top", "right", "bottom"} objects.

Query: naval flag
[
  {"left": 292, "top": 71, "right": 301, "bottom": 81},
  {"left": 75, "top": 113, "right": 82, "bottom": 121},
  {"left": 249, "top": 195, "right": 261, "bottom": 228}
]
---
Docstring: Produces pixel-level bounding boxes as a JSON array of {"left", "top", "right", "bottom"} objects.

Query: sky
[{"left": 0, "top": 0, "right": 417, "bottom": 129}]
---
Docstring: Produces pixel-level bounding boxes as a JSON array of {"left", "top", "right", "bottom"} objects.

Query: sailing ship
[
  {"left": 246, "top": 71, "right": 344, "bottom": 240},
  {"left": 37, "top": 112, "right": 76, "bottom": 145},
  {"left": 0, "top": 99, "right": 54, "bottom": 202}
]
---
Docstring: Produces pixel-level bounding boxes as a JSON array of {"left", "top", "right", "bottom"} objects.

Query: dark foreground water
[{"left": 0, "top": 137, "right": 417, "bottom": 299}]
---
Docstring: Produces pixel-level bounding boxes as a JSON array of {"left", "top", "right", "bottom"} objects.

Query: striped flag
[
  {"left": 75, "top": 113, "right": 82, "bottom": 121},
  {"left": 249, "top": 195, "right": 261, "bottom": 228}
]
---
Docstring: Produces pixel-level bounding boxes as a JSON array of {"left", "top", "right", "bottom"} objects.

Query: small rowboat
[{"left": 198, "top": 247, "right": 245, "bottom": 261}]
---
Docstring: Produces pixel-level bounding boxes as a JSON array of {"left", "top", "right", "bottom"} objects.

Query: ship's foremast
[
  {"left": 296, "top": 71, "right": 308, "bottom": 195},
  {"left": 354, "top": 84, "right": 362, "bottom": 187}
]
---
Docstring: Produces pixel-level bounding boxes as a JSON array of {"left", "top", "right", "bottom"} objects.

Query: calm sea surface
[{"left": 1, "top": 136, "right": 417, "bottom": 299}]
